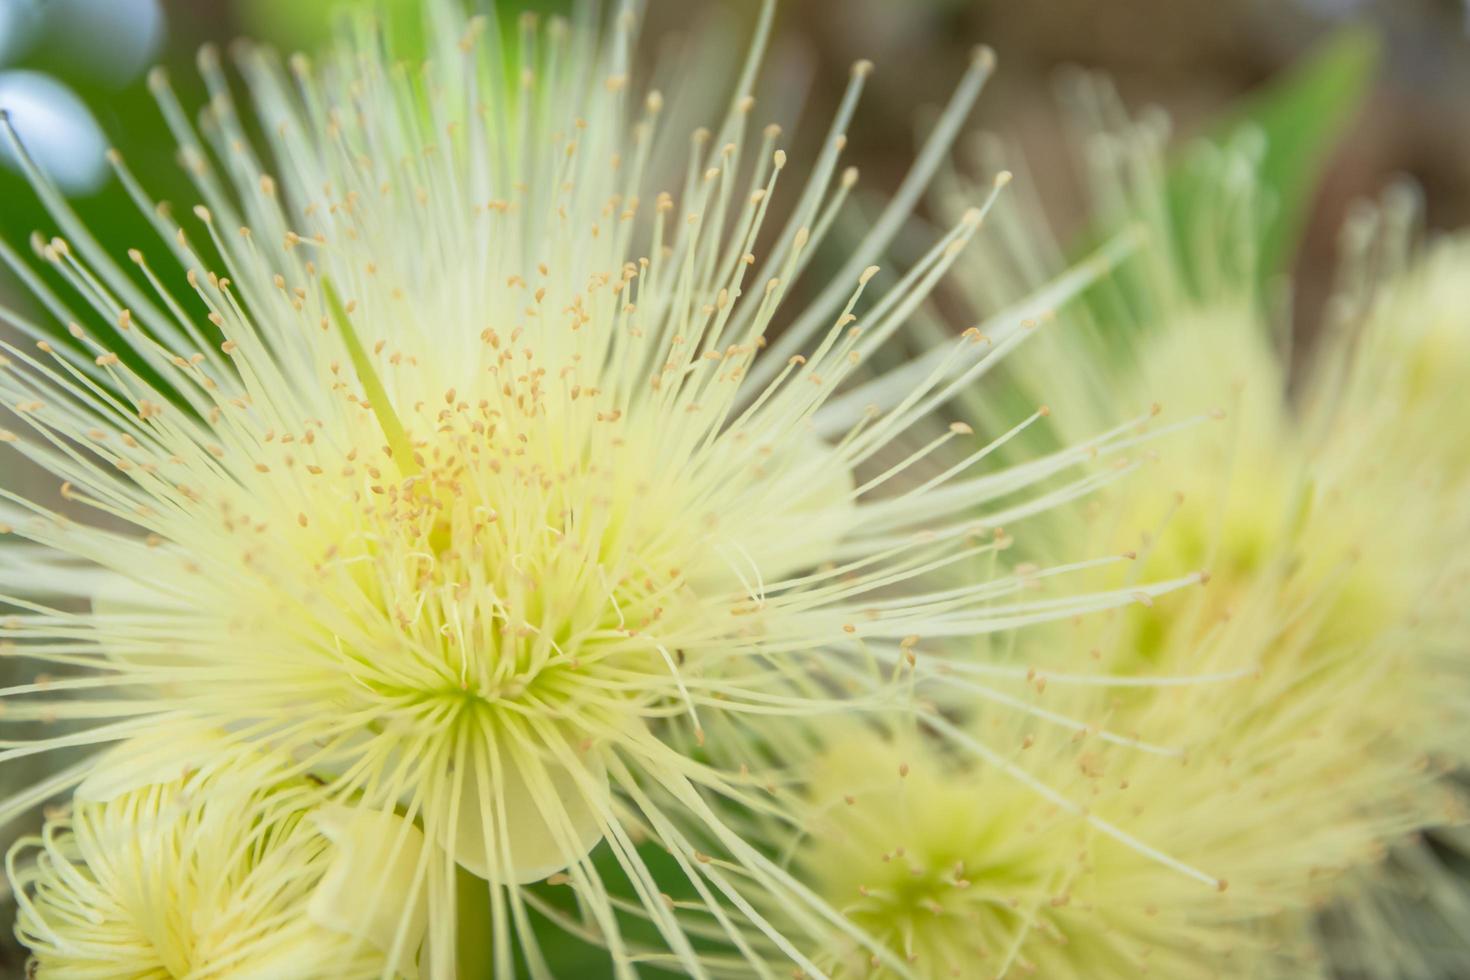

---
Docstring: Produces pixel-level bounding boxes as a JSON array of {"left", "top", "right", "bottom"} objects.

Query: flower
[
  {"left": 0, "top": 2, "right": 1194, "bottom": 972},
  {"left": 791, "top": 78, "right": 1470, "bottom": 976},
  {"left": 1318, "top": 191, "right": 1470, "bottom": 485},
  {"left": 1295, "top": 189, "right": 1470, "bottom": 980},
  {"left": 8, "top": 727, "right": 429, "bottom": 978},
  {"left": 793, "top": 716, "right": 1326, "bottom": 979},
  {"left": 787, "top": 581, "right": 1447, "bottom": 978}
]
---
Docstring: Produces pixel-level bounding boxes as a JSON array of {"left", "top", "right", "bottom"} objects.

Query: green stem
[
  {"left": 322, "top": 277, "right": 419, "bottom": 476},
  {"left": 455, "top": 865, "right": 494, "bottom": 978}
]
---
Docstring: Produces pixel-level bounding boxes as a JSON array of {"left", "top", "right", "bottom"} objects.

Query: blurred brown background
[
  {"left": 177, "top": 0, "right": 1470, "bottom": 343},
  {"left": 4, "top": 0, "right": 1470, "bottom": 330},
  {"left": 776, "top": 0, "right": 1470, "bottom": 340}
]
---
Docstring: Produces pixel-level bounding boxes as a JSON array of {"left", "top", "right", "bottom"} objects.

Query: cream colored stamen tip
[
  {"left": 645, "top": 91, "right": 663, "bottom": 113},
  {"left": 851, "top": 59, "right": 874, "bottom": 79},
  {"left": 859, "top": 265, "right": 880, "bottom": 285},
  {"left": 961, "top": 207, "right": 983, "bottom": 226},
  {"left": 1037, "top": 404, "right": 1051, "bottom": 417},
  {"left": 841, "top": 166, "right": 859, "bottom": 187},
  {"left": 993, "top": 170, "right": 1013, "bottom": 188},
  {"left": 948, "top": 421, "right": 973, "bottom": 436},
  {"left": 971, "top": 45, "right": 997, "bottom": 70},
  {"left": 772, "top": 149, "right": 787, "bottom": 169}
]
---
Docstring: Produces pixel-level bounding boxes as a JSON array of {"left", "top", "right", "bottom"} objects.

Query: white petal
[
  {"left": 210, "top": 933, "right": 347, "bottom": 980},
  {"left": 449, "top": 749, "right": 608, "bottom": 885},
  {"left": 43, "top": 0, "right": 164, "bottom": 86},
  {"left": 74, "top": 724, "right": 231, "bottom": 802},
  {"left": 310, "top": 806, "right": 430, "bottom": 979},
  {"left": 0, "top": 71, "right": 108, "bottom": 193}
]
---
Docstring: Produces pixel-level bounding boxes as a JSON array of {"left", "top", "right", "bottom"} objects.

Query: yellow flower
[
  {"left": 794, "top": 605, "right": 1448, "bottom": 978},
  {"left": 794, "top": 720, "right": 1282, "bottom": 979},
  {"left": 1320, "top": 195, "right": 1470, "bottom": 484},
  {"left": 0, "top": 3, "right": 1190, "bottom": 973},
  {"left": 8, "top": 728, "right": 429, "bottom": 978},
  {"left": 851, "top": 78, "right": 1470, "bottom": 977}
]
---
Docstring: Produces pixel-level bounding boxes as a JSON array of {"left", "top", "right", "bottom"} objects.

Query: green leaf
[
  {"left": 238, "top": 0, "right": 425, "bottom": 54},
  {"left": 1191, "top": 26, "right": 1380, "bottom": 284},
  {"left": 238, "top": 0, "right": 574, "bottom": 58},
  {"left": 1067, "top": 26, "right": 1379, "bottom": 355},
  {"left": 520, "top": 840, "right": 741, "bottom": 978}
]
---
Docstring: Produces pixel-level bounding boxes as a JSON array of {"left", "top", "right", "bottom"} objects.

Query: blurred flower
[
  {"left": 869, "top": 78, "right": 1470, "bottom": 977},
  {"left": 1322, "top": 193, "right": 1470, "bottom": 483},
  {"left": 0, "top": 70, "right": 107, "bottom": 193},
  {"left": 1297, "top": 191, "right": 1470, "bottom": 978},
  {"left": 0, "top": 0, "right": 1189, "bottom": 973},
  {"left": 9, "top": 728, "right": 429, "bottom": 978},
  {"left": 0, "top": 1, "right": 42, "bottom": 66},
  {"left": 31, "top": 0, "right": 164, "bottom": 87},
  {"left": 792, "top": 701, "right": 1358, "bottom": 979},
  {"left": 0, "top": 0, "right": 162, "bottom": 194}
]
